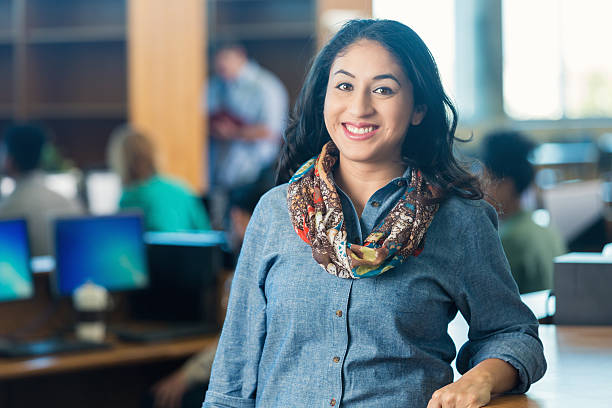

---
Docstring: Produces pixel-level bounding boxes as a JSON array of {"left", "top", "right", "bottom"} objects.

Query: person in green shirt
[
  {"left": 482, "top": 130, "right": 566, "bottom": 293},
  {"left": 107, "top": 125, "right": 211, "bottom": 232}
]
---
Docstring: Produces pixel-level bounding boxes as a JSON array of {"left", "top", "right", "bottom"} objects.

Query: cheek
[{"left": 323, "top": 92, "right": 336, "bottom": 132}]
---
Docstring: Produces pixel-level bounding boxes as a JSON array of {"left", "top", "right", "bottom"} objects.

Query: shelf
[
  {"left": 28, "top": 103, "right": 127, "bottom": 119},
  {"left": 26, "top": 0, "right": 126, "bottom": 30},
  {"left": 0, "top": 104, "right": 13, "bottom": 118},
  {"left": 28, "top": 26, "right": 126, "bottom": 44},
  {"left": 215, "top": 21, "right": 315, "bottom": 40}
]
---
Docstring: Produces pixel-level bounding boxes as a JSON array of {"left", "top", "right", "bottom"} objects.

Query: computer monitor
[
  {"left": 84, "top": 171, "right": 121, "bottom": 215},
  {"left": 44, "top": 172, "right": 80, "bottom": 200},
  {"left": 53, "top": 214, "right": 149, "bottom": 296},
  {"left": 128, "top": 231, "right": 226, "bottom": 323},
  {"left": 0, "top": 219, "right": 34, "bottom": 302}
]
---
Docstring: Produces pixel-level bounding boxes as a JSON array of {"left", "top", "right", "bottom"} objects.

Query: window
[
  {"left": 503, "top": 0, "right": 612, "bottom": 120},
  {"left": 372, "top": 0, "right": 456, "bottom": 98}
]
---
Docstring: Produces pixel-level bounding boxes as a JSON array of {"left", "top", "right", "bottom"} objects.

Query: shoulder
[
  {"left": 434, "top": 196, "right": 498, "bottom": 232},
  {"left": 254, "top": 184, "right": 288, "bottom": 216}
]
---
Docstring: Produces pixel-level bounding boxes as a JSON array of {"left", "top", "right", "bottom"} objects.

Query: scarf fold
[{"left": 287, "top": 141, "right": 439, "bottom": 279}]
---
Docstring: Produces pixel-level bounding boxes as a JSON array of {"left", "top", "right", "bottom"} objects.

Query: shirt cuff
[
  {"left": 457, "top": 333, "right": 546, "bottom": 394},
  {"left": 203, "top": 390, "right": 256, "bottom": 408}
]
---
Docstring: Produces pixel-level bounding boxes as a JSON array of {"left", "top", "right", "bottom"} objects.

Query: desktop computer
[
  {"left": 118, "top": 231, "right": 226, "bottom": 341},
  {"left": 0, "top": 219, "right": 33, "bottom": 303},
  {"left": 83, "top": 170, "right": 122, "bottom": 215},
  {"left": 554, "top": 252, "right": 612, "bottom": 325},
  {"left": 0, "top": 218, "right": 109, "bottom": 357},
  {"left": 53, "top": 213, "right": 149, "bottom": 296}
]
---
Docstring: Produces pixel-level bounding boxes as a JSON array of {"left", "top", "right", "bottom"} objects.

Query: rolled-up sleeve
[
  {"left": 454, "top": 202, "right": 547, "bottom": 394},
  {"left": 203, "top": 200, "right": 272, "bottom": 408}
]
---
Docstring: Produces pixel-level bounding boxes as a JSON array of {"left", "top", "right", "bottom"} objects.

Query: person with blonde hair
[{"left": 107, "top": 125, "right": 210, "bottom": 232}]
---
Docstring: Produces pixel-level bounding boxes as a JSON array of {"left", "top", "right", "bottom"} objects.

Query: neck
[
  {"left": 499, "top": 197, "right": 522, "bottom": 219},
  {"left": 334, "top": 158, "right": 405, "bottom": 216}
]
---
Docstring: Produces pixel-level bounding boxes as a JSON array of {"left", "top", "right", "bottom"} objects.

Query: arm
[
  {"left": 429, "top": 201, "right": 546, "bottom": 408},
  {"left": 203, "top": 200, "right": 272, "bottom": 408}
]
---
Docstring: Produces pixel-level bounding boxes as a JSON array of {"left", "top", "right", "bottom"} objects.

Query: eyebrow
[
  {"left": 373, "top": 74, "right": 401, "bottom": 86},
  {"left": 333, "top": 70, "right": 401, "bottom": 86},
  {"left": 333, "top": 69, "right": 355, "bottom": 78}
]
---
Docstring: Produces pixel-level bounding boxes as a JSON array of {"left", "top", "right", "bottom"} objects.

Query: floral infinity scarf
[{"left": 287, "top": 141, "right": 439, "bottom": 279}]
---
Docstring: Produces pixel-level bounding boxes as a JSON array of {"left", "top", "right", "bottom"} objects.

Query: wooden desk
[
  {"left": 487, "top": 325, "right": 612, "bottom": 407},
  {"left": 0, "top": 335, "right": 218, "bottom": 408},
  {"left": 0, "top": 335, "right": 217, "bottom": 381}
]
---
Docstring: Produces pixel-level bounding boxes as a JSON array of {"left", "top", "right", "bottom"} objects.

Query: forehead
[{"left": 330, "top": 39, "right": 405, "bottom": 79}]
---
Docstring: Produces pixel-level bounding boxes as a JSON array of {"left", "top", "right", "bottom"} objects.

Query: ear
[{"left": 410, "top": 105, "right": 427, "bottom": 126}]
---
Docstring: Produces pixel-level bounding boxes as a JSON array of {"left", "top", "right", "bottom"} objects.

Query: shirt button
[
  {"left": 333, "top": 356, "right": 340, "bottom": 363},
  {"left": 397, "top": 180, "right": 406, "bottom": 187},
  {"left": 371, "top": 201, "right": 380, "bottom": 207},
  {"left": 330, "top": 398, "right": 337, "bottom": 406},
  {"left": 335, "top": 310, "right": 343, "bottom": 317}
]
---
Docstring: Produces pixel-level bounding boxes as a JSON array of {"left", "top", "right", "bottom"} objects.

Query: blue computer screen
[
  {"left": 0, "top": 219, "right": 33, "bottom": 302},
  {"left": 54, "top": 214, "right": 149, "bottom": 296}
]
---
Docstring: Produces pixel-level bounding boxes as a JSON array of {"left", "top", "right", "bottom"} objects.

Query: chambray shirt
[{"left": 204, "top": 172, "right": 546, "bottom": 408}]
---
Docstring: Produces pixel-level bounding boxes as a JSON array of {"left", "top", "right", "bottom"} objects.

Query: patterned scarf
[{"left": 287, "top": 141, "right": 439, "bottom": 279}]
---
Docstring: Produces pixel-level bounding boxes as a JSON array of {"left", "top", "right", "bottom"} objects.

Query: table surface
[
  {"left": 0, "top": 334, "right": 218, "bottom": 380},
  {"left": 480, "top": 325, "right": 612, "bottom": 407},
  {"left": 448, "top": 291, "right": 612, "bottom": 408}
]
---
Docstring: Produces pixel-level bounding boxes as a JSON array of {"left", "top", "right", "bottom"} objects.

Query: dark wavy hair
[{"left": 276, "top": 19, "right": 482, "bottom": 201}]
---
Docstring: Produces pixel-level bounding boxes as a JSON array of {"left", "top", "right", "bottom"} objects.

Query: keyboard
[
  {"left": 0, "top": 338, "right": 111, "bottom": 358},
  {"left": 112, "top": 322, "right": 218, "bottom": 343}
]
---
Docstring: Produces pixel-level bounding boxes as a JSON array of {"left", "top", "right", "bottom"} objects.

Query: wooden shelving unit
[
  {"left": 0, "top": 0, "right": 127, "bottom": 168},
  {"left": 0, "top": 0, "right": 319, "bottom": 169}
]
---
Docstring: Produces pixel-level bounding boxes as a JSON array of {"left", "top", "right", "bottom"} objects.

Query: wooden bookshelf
[
  {"left": 0, "top": 0, "right": 127, "bottom": 167},
  {"left": 2, "top": 0, "right": 321, "bottom": 177},
  {"left": 0, "top": 45, "right": 13, "bottom": 112},
  {"left": 27, "top": 26, "right": 126, "bottom": 44}
]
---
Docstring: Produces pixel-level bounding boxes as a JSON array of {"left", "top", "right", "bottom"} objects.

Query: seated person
[
  {"left": 481, "top": 130, "right": 567, "bottom": 293},
  {"left": 0, "top": 123, "right": 83, "bottom": 256},
  {"left": 107, "top": 125, "right": 211, "bottom": 232}
]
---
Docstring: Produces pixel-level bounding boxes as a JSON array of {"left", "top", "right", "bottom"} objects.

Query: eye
[
  {"left": 373, "top": 86, "right": 394, "bottom": 95},
  {"left": 335, "top": 82, "right": 353, "bottom": 91}
]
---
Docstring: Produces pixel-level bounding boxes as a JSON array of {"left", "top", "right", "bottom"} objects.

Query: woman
[
  {"left": 204, "top": 20, "right": 545, "bottom": 408},
  {"left": 107, "top": 125, "right": 211, "bottom": 232}
]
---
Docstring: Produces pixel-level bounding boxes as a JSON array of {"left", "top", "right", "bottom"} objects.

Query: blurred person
[
  {"left": 482, "top": 130, "right": 566, "bottom": 293},
  {"left": 0, "top": 123, "right": 83, "bottom": 256},
  {"left": 148, "top": 167, "right": 275, "bottom": 408},
  {"left": 107, "top": 125, "right": 211, "bottom": 232},
  {"left": 205, "top": 42, "right": 288, "bottom": 228}
]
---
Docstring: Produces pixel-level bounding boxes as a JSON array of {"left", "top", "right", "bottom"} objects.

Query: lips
[{"left": 342, "top": 122, "right": 380, "bottom": 140}]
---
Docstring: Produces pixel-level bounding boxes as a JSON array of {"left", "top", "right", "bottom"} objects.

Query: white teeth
[{"left": 345, "top": 124, "right": 376, "bottom": 134}]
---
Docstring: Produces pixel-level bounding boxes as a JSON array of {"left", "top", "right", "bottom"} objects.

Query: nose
[{"left": 348, "top": 89, "right": 375, "bottom": 117}]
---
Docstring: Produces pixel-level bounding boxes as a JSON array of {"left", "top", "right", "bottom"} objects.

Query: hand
[
  {"left": 427, "top": 374, "right": 493, "bottom": 408},
  {"left": 211, "top": 117, "right": 240, "bottom": 140},
  {"left": 151, "top": 369, "right": 189, "bottom": 408}
]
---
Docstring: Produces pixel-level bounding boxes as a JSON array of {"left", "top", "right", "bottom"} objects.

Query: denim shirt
[{"left": 203, "top": 173, "right": 546, "bottom": 408}]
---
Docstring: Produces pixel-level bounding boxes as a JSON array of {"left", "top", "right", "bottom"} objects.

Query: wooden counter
[
  {"left": 488, "top": 325, "right": 612, "bottom": 407},
  {"left": 0, "top": 334, "right": 217, "bottom": 381}
]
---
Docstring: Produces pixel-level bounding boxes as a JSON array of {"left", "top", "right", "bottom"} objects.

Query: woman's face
[{"left": 323, "top": 39, "right": 425, "bottom": 170}]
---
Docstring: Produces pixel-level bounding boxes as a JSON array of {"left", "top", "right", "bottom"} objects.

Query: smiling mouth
[{"left": 342, "top": 123, "right": 379, "bottom": 139}]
